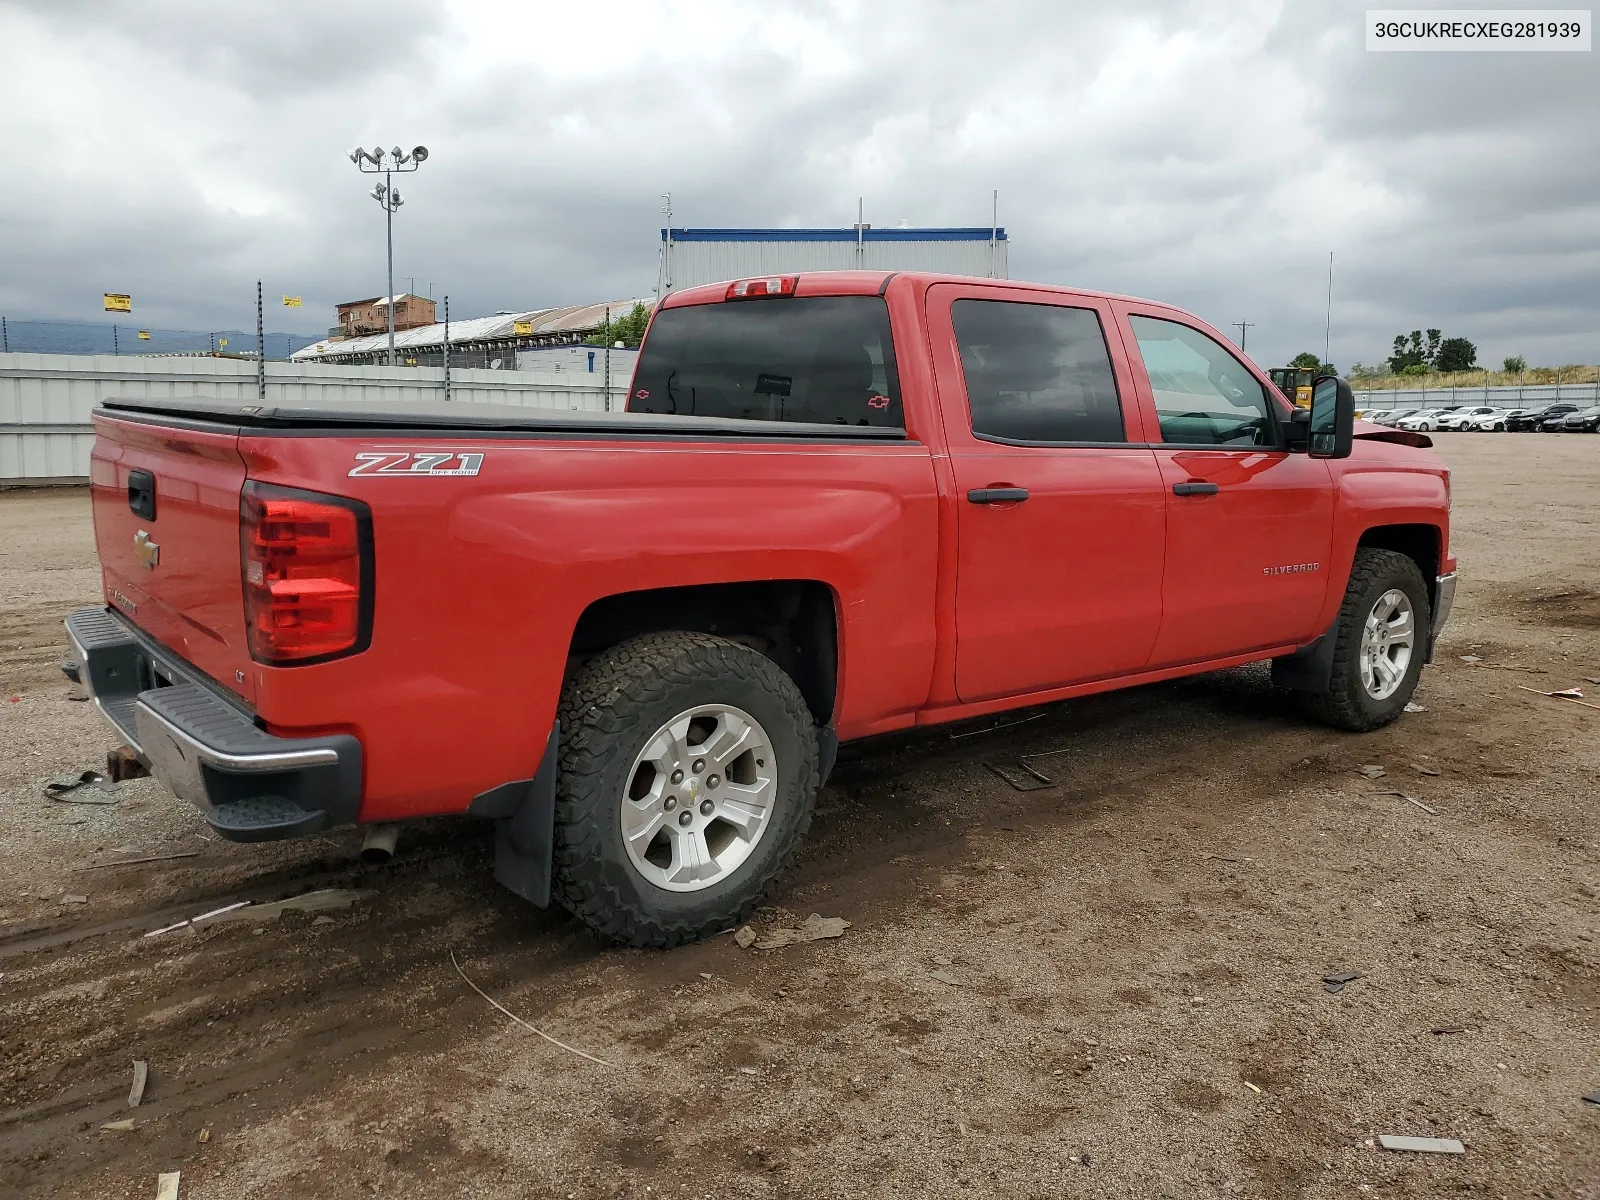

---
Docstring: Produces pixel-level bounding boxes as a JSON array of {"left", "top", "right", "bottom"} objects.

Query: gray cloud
[{"left": 0, "top": 0, "right": 1595, "bottom": 369}]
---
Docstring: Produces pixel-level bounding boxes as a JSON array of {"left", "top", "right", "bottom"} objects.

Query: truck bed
[{"left": 98, "top": 397, "right": 910, "bottom": 439}]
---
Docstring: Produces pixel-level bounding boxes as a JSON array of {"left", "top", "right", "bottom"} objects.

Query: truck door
[
  {"left": 1116, "top": 307, "right": 1335, "bottom": 667},
  {"left": 927, "top": 285, "right": 1167, "bottom": 703}
]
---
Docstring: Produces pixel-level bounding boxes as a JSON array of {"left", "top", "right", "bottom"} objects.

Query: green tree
[
  {"left": 585, "top": 302, "right": 654, "bottom": 349},
  {"left": 1502, "top": 354, "right": 1527, "bottom": 373},
  {"left": 1434, "top": 337, "right": 1477, "bottom": 373},
  {"left": 1289, "top": 351, "right": 1337, "bottom": 374},
  {"left": 1388, "top": 328, "right": 1443, "bottom": 373}
]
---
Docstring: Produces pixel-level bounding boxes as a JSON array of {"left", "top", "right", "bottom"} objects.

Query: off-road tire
[
  {"left": 552, "top": 631, "right": 819, "bottom": 948},
  {"left": 1297, "top": 548, "right": 1430, "bottom": 732}
]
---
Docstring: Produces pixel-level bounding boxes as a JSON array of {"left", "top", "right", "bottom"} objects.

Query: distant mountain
[{"left": 0, "top": 318, "right": 321, "bottom": 359}]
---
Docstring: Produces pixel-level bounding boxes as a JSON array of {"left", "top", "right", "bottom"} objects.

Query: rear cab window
[{"left": 629, "top": 296, "right": 902, "bottom": 428}]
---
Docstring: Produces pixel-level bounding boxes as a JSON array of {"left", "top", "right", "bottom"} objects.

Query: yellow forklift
[{"left": 1268, "top": 366, "right": 1316, "bottom": 408}]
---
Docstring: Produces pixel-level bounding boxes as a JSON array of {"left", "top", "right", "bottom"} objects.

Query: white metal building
[{"left": 658, "top": 227, "right": 1009, "bottom": 295}]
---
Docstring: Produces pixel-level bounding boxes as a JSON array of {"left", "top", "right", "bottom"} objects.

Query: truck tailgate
[{"left": 89, "top": 412, "right": 255, "bottom": 703}]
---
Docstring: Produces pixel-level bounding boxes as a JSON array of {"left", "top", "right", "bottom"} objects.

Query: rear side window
[
  {"left": 951, "top": 300, "right": 1126, "bottom": 443},
  {"left": 629, "top": 296, "right": 902, "bottom": 427}
]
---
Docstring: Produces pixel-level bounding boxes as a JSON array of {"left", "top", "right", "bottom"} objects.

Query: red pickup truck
[{"left": 65, "top": 270, "right": 1456, "bottom": 946}]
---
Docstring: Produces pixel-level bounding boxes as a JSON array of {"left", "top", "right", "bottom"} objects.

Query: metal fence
[
  {"left": 0, "top": 317, "right": 322, "bottom": 360},
  {"left": 1355, "top": 381, "right": 1600, "bottom": 411},
  {"left": 0, "top": 352, "right": 625, "bottom": 484}
]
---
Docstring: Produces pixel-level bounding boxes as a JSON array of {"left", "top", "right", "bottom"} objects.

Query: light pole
[{"left": 349, "top": 144, "right": 429, "bottom": 366}]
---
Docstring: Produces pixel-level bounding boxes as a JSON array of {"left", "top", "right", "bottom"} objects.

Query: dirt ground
[{"left": 2, "top": 435, "right": 1597, "bottom": 1200}]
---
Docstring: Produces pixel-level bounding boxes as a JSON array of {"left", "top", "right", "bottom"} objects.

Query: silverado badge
[{"left": 133, "top": 529, "right": 160, "bottom": 570}]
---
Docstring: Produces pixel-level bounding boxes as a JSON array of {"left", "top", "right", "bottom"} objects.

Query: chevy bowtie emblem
[{"left": 134, "top": 529, "right": 160, "bottom": 570}]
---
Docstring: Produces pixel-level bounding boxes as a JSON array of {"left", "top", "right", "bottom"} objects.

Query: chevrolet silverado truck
[{"left": 64, "top": 270, "right": 1456, "bottom": 946}]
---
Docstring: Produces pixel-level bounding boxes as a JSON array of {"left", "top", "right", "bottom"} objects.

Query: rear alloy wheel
[
  {"left": 619, "top": 703, "right": 776, "bottom": 891},
  {"left": 1296, "top": 548, "right": 1430, "bottom": 732},
  {"left": 552, "top": 631, "right": 819, "bottom": 947}
]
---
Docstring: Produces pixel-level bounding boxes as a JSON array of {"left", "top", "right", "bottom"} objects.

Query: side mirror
[{"left": 1308, "top": 375, "right": 1355, "bottom": 459}]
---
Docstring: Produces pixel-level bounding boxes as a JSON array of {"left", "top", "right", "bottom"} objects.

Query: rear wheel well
[
  {"left": 568, "top": 581, "right": 838, "bottom": 725},
  {"left": 1356, "top": 524, "right": 1440, "bottom": 612}
]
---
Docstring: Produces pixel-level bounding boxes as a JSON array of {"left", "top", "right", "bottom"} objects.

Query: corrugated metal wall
[
  {"left": 0, "top": 353, "right": 625, "bottom": 483},
  {"left": 663, "top": 234, "right": 1008, "bottom": 292}
]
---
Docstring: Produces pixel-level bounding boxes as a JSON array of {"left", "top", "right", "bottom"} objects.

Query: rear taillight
[
  {"left": 241, "top": 482, "right": 372, "bottom": 665},
  {"left": 725, "top": 275, "right": 797, "bottom": 300}
]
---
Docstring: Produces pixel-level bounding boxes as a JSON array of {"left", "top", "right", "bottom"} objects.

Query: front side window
[
  {"left": 1128, "top": 316, "right": 1278, "bottom": 447},
  {"left": 951, "top": 300, "right": 1126, "bottom": 443},
  {"left": 629, "top": 296, "right": 901, "bottom": 427}
]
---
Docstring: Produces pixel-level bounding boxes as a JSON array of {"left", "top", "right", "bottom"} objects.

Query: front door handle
[
  {"left": 967, "top": 488, "right": 1030, "bottom": 504},
  {"left": 1172, "top": 481, "right": 1220, "bottom": 497}
]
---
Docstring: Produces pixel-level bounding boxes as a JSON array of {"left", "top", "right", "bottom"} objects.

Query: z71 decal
[{"left": 348, "top": 451, "right": 485, "bottom": 478}]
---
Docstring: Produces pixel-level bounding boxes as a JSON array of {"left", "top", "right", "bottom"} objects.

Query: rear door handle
[
  {"left": 1172, "top": 481, "right": 1219, "bottom": 497},
  {"left": 967, "top": 488, "right": 1030, "bottom": 504}
]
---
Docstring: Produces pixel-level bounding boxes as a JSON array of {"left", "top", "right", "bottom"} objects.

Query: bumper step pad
[{"left": 205, "top": 796, "right": 327, "bottom": 842}]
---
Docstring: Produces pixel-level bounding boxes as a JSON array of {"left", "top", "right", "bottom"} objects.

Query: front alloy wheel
[{"left": 1358, "top": 588, "right": 1416, "bottom": 701}]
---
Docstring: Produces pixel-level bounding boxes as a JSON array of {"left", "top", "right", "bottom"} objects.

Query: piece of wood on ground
[
  {"left": 155, "top": 1171, "right": 181, "bottom": 1200},
  {"left": 1582, "top": 1089, "right": 1600, "bottom": 1105},
  {"left": 1378, "top": 1134, "right": 1465, "bottom": 1154},
  {"left": 1517, "top": 684, "right": 1600, "bottom": 712},
  {"left": 129, "top": 1060, "right": 148, "bottom": 1107},
  {"left": 1374, "top": 789, "right": 1438, "bottom": 815},
  {"left": 74, "top": 851, "right": 202, "bottom": 872},
  {"left": 209, "top": 889, "right": 371, "bottom": 923},
  {"left": 1408, "top": 762, "right": 1441, "bottom": 776},
  {"left": 100, "top": 1119, "right": 136, "bottom": 1132},
  {"left": 449, "top": 949, "right": 616, "bottom": 1069}
]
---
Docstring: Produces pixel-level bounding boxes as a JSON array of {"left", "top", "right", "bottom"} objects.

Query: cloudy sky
[{"left": 1, "top": 0, "right": 1595, "bottom": 369}]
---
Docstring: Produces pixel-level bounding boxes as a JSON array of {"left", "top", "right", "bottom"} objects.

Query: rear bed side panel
[
  {"left": 90, "top": 414, "right": 255, "bottom": 703},
  {"left": 239, "top": 432, "right": 941, "bottom": 822}
]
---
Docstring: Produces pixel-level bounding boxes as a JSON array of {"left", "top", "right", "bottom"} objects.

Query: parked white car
[
  {"left": 1398, "top": 407, "right": 1463, "bottom": 431},
  {"left": 1433, "top": 406, "right": 1502, "bottom": 431},
  {"left": 1464, "top": 408, "right": 1515, "bottom": 431}
]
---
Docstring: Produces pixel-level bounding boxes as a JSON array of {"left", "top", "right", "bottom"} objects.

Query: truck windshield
[{"left": 629, "top": 296, "right": 902, "bottom": 427}]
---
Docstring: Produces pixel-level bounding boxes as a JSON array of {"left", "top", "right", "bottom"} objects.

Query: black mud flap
[
  {"left": 479, "top": 723, "right": 560, "bottom": 908},
  {"left": 1271, "top": 627, "right": 1337, "bottom": 694}
]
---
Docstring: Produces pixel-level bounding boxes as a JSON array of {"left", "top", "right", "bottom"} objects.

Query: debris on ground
[
  {"left": 1432, "top": 1024, "right": 1467, "bottom": 1035},
  {"left": 1460, "top": 655, "right": 1482, "bottom": 664},
  {"left": 933, "top": 954, "right": 953, "bottom": 966},
  {"left": 44, "top": 770, "right": 119, "bottom": 804},
  {"left": 1518, "top": 684, "right": 1600, "bottom": 711},
  {"left": 1243, "top": 1081, "right": 1262, "bottom": 1094},
  {"left": 930, "top": 970, "right": 961, "bottom": 986},
  {"left": 1323, "top": 970, "right": 1364, "bottom": 994},
  {"left": 752, "top": 913, "right": 850, "bottom": 949},
  {"left": 985, "top": 761, "right": 1053, "bottom": 791},
  {"left": 1404, "top": 702, "right": 1427, "bottom": 713},
  {"left": 738, "top": 1066, "right": 759, "bottom": 1075},
  {"left": 1378, "top": 1134, "right": 1465, "bottom": 1154},
  {"left": 734, "top": 925, "right": 757, "bottom": 948},
  {"left": 949, "top": 712, "right": 1046, "bottom": 740},
  {"left": 155, "top": 1171, "right": 181, "bottom": 1200},
  {"left": 100, "top": 1119, "right": 136, "bottom": 1132},
  {"left": 1409, "top": 762, "right": 1441, "bottom": 776},
  {"left": 1358, "top": 765, "right": 1387, "bottom": 779},
  {"left": 1582, "top": 1089, "right": 1600, "bottom": 1105},
  {"left": 66, "top": 686, "right": 88, "bottom": 702},
  {"left": 145, "top": 900, "right": 253, "bottom": 938},
  {"left": 449, "top": 949, "right": 616, "bottom": 1068},
  {"left": 197, "top": 1128, "right": 211, "bottom": 1143},
  {"left": 1375, "top": 789, "right": 1439, "bottom": 816},
  {"left": 60, "top": 894, "right": 88, "bottom": 905},
  {"left": 129, "top": 1060, "right": 149, "bottom": 1107},
  {"left": 74, "top": 850, "right": 202, "bottom": 872},
  {"left": 209, "top": 889, "right": 372, "bottom": 924},
  {"left": 104, "top": 745, "right": 151, "bottom": 782}
]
